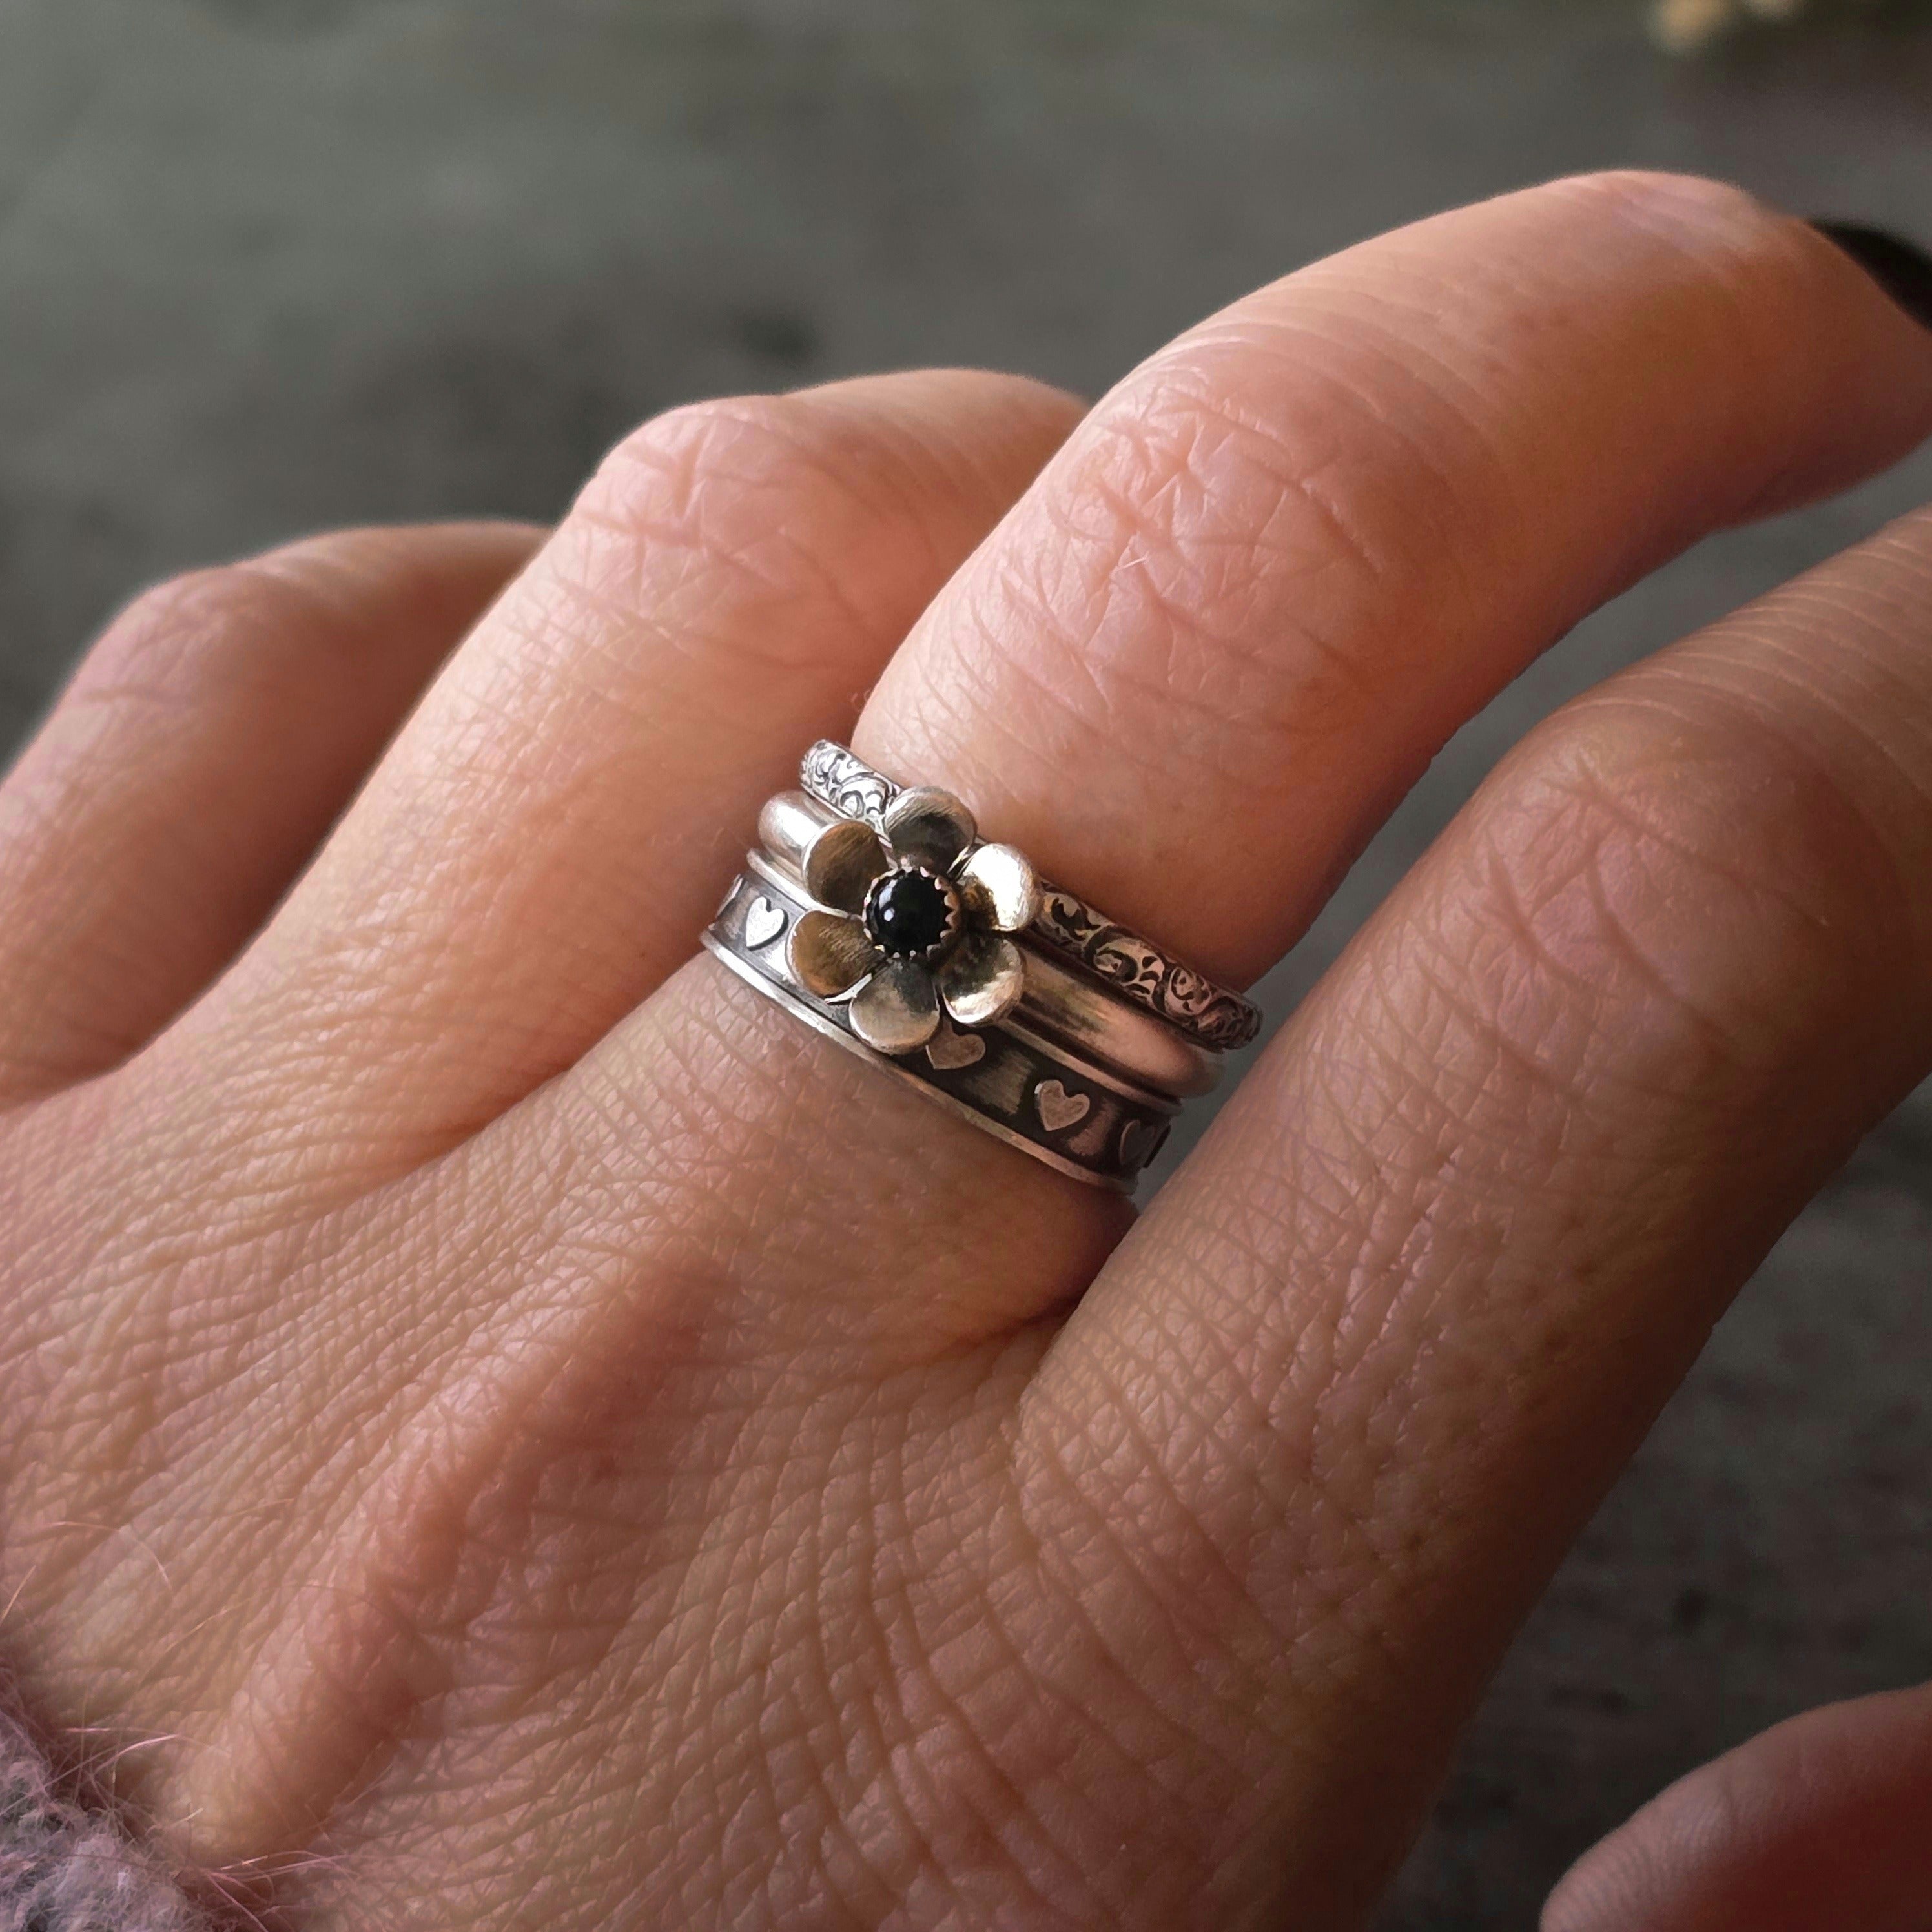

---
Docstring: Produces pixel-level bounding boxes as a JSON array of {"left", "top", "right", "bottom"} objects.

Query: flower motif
[{"left": 788, "top": 785, "right": 1039, "bottom": 1055}]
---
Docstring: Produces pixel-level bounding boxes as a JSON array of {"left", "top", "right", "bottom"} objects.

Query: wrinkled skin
[{"left": 3, "top": 174, "right": 1932, "bottom": 1930}]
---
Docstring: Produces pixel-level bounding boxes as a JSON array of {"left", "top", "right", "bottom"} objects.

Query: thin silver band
[
  {"left": 756, "top": 793, "right": 1221, "bottom": 1099},
  {"left": 705, "top": 864, "right": 1175, "bottom": 1190},
  {"left": 799, "top": 740, "right": 1262, "bottom": 1052},
  {"left": 743, "top": 854, "right": 1169, "bottom": 1109}
]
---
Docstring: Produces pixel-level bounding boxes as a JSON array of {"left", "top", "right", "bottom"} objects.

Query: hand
[{"left": 3, "top": 172, "right": 1930, "bottom": 1931}]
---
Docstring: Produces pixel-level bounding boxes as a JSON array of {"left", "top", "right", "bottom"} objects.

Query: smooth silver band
[
  {"left": 799, "top": 741, "right": 1262, "bottom": 1051},
  {"left": 757, "top": 792, "right": 1222, "bottom": 1099}
]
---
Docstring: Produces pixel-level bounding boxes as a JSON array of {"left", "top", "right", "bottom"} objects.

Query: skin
[{"left": 0, "top": 170, "right": 1929, "bottom": 1928}]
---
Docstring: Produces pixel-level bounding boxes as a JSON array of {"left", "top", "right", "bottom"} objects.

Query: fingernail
[{"left": 1810, "top": 219, "right": 1932, "bottom": 332}]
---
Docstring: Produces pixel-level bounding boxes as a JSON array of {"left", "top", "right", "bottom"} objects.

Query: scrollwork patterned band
[
  {"left": 704, "top": 863, "right": 1175, "bottom": 1191},
  {"left": 800, "top": 741, "right": 1262, "bottom": 1051}
]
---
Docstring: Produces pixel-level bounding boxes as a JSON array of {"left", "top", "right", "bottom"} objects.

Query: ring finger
[{"left": 524, "top": 169, "right": 1932, "bottom": 1344}]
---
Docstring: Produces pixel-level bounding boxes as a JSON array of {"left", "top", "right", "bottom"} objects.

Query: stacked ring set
[{"left": 704, "top": 741, "right": 1261, "bottom": 1190}]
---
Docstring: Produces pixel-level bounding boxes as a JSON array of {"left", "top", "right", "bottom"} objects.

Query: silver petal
[
  {"left": 789, "top": 909, "right": 878, "bottom": 1000},
  {"left": 803, "top": 817, "right": 890, "bottom": 914},
  {"left": 938, "top": 930, "right": 1025, "bottom": 1029},
  {"left": 956, "top": 841, "right": 1039, "bottom": 934},
  {"left": 849, "top": 958, "right": 941, "bottom": 1054},
  {"left": 881, "top": 785, "right": 977, "bottom": 871}
]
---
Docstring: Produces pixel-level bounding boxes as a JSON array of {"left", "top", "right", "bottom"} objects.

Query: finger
[
  {"left": 1544, "top": 1681, "right": 1932, "bottom": 1932},
  {"left": 155, "top": 371, "right": 1084, "bottom": 1182},
  {"left": 0, "top": 523, "right": 536, "bottom": 1100},
  {"left": 506, "top": 169, "right": 1932, "bottom": 1348},
  {"left": 859, "top": 172, "right": 1932, "bottom": 987},
  {"left": 1035, "top": 506, "right": 1932, "bottom": 1921}
]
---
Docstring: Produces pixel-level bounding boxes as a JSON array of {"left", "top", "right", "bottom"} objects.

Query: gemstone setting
[{"left": 863, "top": 865, "right": 960, "bottom": 960}]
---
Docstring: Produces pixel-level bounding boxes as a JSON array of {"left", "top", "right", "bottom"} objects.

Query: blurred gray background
[{"left": 3, "top": 0, "right": 1930, "bottom": 1922}]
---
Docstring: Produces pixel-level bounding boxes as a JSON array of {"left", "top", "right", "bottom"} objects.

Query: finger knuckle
[
  {"left": 1458, "top": 683, "right": 1909, "bottom": 1099},
  {"left": 600, "top": 389, "right": 834, "bottom": 501},
  {"left": 583, "top": 374, "right": 1062, "bottom": 566},
  {"left": 554, "top": 388, "right": 972, "bottom": 678},
  {"left": 978, "top": 340, "right": 1479, "bottom": 797},
  {"left": 90, "top": 557, "right": 323, "bottom": 692},
  {"left": 585, "top": 391, "right": 856, "bottom": 559}
]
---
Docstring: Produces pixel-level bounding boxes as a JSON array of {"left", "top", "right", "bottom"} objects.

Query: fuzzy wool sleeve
[{"left": 0, "top": 1692, "right": 205, "bottom": 1932}]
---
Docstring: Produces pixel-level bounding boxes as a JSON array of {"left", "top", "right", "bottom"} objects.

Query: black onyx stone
[{"left": 864, "top": 868, "right": 955, "bottom": 958}]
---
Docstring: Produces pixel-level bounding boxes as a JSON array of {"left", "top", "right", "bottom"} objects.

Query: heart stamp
[
  {"left": 1034, "top": 1078, "right": 1091, "bottom": 1133},
  {"left": 927, "top": 1025, "right": 987, "bottom": 1071},
  {"left": 743, "top": 896, "right": 787, "bottom": 950}
]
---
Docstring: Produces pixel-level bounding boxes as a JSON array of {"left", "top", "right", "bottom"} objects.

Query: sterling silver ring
[
  {"left": 756, "top": 791, "right": 1222, "bottom": 1099},
  {"left": 701, "top": 749, "right": 1256, "bottom": 1191},
  {"left": 704, "top": 861, "right": 1176, "bottom": 1190},
  {"left": 799, "top": 741, "right": 1262, "bottom": 1051}
]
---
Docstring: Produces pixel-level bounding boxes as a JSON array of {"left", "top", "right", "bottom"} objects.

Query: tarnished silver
[
  {"left": 778, "top": 774, "right": 1036, "bottom": 1057},
  {"left": 759, "top": 791, "right": 1222, "bottom": 1098},
  {"left": 705, "top": 862, "right": 1176, "bottom": 1191},
  {"left": 800, "top": 741, "right": 1262, "bottom": 1051}
]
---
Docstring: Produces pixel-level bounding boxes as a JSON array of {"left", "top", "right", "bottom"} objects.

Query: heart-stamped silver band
[
  {"left": 799, "top": 741, "right": 1262, "bottom": 1051},
  {"left": 704, "top": 864, "right": 1176, "bottom": 1191},
  {"left": 756, "top": 791, "right": 1222, "bottom": 1100}
]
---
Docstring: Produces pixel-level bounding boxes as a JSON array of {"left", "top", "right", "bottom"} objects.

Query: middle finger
[{"left": 128, "top": 367, "right": 1084, "bottom": 1196}]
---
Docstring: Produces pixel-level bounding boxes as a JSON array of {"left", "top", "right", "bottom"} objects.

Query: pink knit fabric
[{"left": 0, "top": 1689, "right": 203, "bottom": 1932}]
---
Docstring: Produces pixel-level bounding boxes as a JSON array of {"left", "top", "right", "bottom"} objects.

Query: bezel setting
[{"left": 861, "top": 863, "right": 963, "bottom": 963}]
